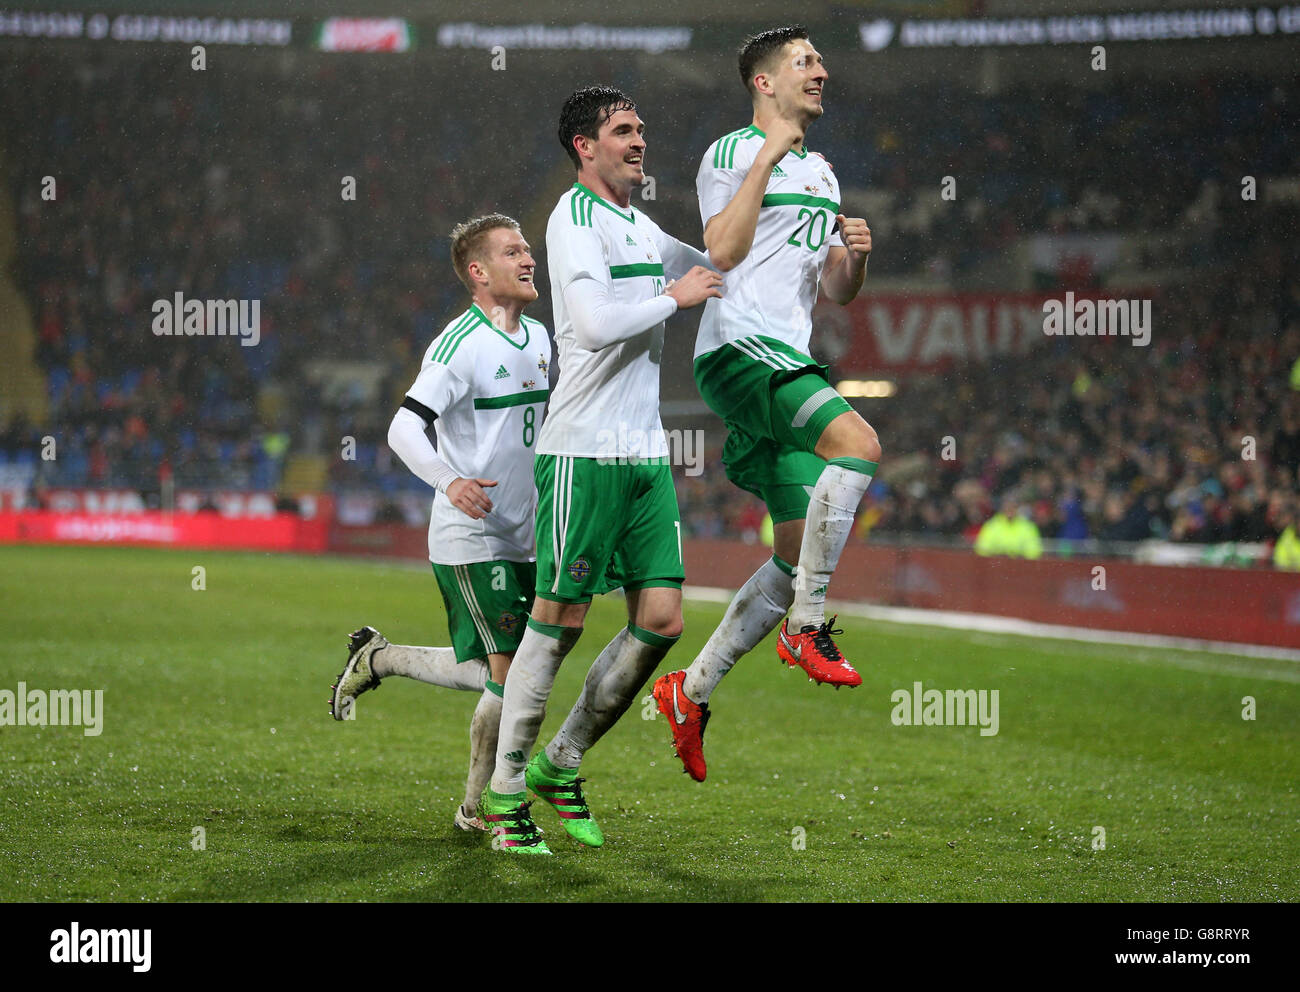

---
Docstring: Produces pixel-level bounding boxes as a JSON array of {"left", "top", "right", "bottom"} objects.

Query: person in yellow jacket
[
  {"left": 975, "top": 496, "right": 1043, "bottom": 559},
  {"left": 1275, "top": 520, "right": 1300, "bottom": 571}
]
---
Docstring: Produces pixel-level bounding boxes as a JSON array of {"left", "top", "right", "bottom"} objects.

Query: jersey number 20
[{"left": 787, "top": 208, "right": 828, "bottom": 252}]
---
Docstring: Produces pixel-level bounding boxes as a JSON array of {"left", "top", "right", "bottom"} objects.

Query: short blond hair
[{"left": 450, "top": 214, "right": 520, "bottom": 293}]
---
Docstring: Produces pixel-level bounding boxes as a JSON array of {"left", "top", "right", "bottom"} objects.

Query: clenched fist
[{"left": 836, "top": 214, "right": 872, "bottom": 259}]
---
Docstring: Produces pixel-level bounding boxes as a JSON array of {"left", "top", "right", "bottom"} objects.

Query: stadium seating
[{"left": 2, "top": 49, "right": 1296, "bottom": 549}]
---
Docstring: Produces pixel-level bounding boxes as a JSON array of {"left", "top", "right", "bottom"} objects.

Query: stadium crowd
[
  {"left": 678, "top": 210, "right": 1300, "bottom": 548},
  {"left": 3, "top": 49, "right": 1297, "bottom": 553}
]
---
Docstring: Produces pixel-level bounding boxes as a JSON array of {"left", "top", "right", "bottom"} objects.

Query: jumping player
[{"left": 654, "top": 26, "right": 879, "bottom": 781}]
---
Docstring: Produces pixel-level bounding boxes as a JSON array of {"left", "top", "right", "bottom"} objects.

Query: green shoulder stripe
[
  {"left": 571, "top": 188, "right": 600, "bottom": 227},
  {"left": 569, "top": 188, "right": 595, "bottom": 228},
  {"left": 431, "top": 311, "right": 482, "bottom": 365},
  {"left": 430, "top": 312, "right": 473, "bottom": 364},
  {"left": 713, "top": 126, "right": 759, "bottom": 169}
]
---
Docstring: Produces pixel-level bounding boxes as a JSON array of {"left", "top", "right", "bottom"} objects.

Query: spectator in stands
[
  {"left": 975, "top": 494, "right": 1043, "bottom": 560},
  {"left": 1056, "top": 485, "right": 1089, "bottom": 541},
  {"left": 1274, "top": 505, "right": 1300, "bottom": 571}
]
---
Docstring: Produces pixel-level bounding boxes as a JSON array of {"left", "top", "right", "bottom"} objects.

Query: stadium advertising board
[
  {"left": 0, "top": 488, "right": 329, "bottom": 518},
  {"left": 684, "top": 539, "right": 1300, "bottom": 649},
  {"left": 0, "top": 510, "right": 328, "bottom": 552},
  {"left": 6, "top": 7, "right": 1295, "bottom": 52},
  {"left": 0, "top": 9, "right": 292, "bottom": 44},
  {"left": 434, "top": 22, "right": 691, "bottom": 53},
  {"left": 860, "top": 5, "right": 1300, "bottom": 51},
  {"left": 315, "top": 526, "right": 1300, "bottom": 648},
  {"left": 316, "top": 18, "right": 411, "bottom": 52}
]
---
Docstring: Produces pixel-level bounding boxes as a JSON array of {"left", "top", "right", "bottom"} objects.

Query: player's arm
[
  {"left": 701, "top": 121, "right": 804, "bottom": 271},
  {"left": 566, "top": 273, "right": 720, "bottom": 349},
  {"left": 820, "top": 214, "right": 872, "bottom": 305},
  {"left": 565, "top": 276, "right": 676, "bottom": 350},
  {"left": 554, "top": 219, "right": 719, "bottom": 351},
  {"left": 648, "top": 225, "right": 714, "bottom": 281},
  {"left": 387, "top": 366, "right": 496, "bottom": 519}
]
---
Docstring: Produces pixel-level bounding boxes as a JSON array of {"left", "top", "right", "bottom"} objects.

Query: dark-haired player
[
  {"left": 654, "top": 26, "right": 879, "bottom": 782},
  {"left": 479, "top": 86, "right": 722, "bottom": 854}
]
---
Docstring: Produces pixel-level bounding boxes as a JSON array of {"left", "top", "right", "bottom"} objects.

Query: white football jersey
[
  {"left": 694, "top": 125, "right": 844, "bottom": 360},
  {"left": 404, "top": 303, "right": 554, "bottom": 565},
  {"left": 540, "top": 182, "right": 699, "bottom": 460}
]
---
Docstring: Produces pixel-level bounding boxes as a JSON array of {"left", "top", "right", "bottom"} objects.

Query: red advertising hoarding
[
  {"left": 0, "top": 511, "right": 328, "bottom": 553},
  {"left": 683, "top": 540, "right": 1300, "bottom": 650},
  {"left": 8, "top": 514, "right": 1295, "bottom": 649}
]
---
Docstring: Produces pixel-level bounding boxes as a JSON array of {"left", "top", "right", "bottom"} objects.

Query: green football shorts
[
  {"left": 431, "top": 560, "right": 536, "bottom": 661},
  {"left": 694, "top": 336, "right": 852, "bottom": 523},
  {"left": 534, "top": 453, "right": 685, "bottom": 603}
]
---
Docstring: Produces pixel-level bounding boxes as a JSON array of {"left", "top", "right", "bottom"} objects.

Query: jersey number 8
[{"left": 522, "top": 406, "right": 536, "bottom": 446}]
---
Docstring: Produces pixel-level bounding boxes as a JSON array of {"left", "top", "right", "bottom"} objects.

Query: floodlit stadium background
[{"left": 2, "top": 0, "right": 1299, "bottom": 647}]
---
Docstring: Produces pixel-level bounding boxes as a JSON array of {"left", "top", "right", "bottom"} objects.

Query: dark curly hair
[{"left": 557, "top": 85, "right": 637, "bottom": 170}]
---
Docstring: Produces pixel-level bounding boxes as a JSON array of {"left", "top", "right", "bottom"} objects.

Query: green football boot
[
  {"left": 478, "top": 788, "right": 552, "bottom": 855},
  {"left": 525, "top": 752, "right": 605, "bottom": 848}
]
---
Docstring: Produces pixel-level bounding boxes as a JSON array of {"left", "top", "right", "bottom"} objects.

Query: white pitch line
[{"left": 683, "top": 584, "right": 1300, "bottom": 666}]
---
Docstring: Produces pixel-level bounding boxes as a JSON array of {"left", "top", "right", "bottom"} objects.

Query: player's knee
[
  {"left": 655, "top": 623, "right": 684, "bottom": 641},
  {"left": 532, "top": 597, "right": 588, "bottom": 628},
  {"left": 819, "top": 414, "right": 881, "bottom": 465},
  {"left": 639, "top": 611, "right": 683, "bottom": 640},
  {"left": 843, "top": 416, "right": 880, "bottom": 464},
  {"left": 859, "top": 421, "right": 882, "bottom": 464}
]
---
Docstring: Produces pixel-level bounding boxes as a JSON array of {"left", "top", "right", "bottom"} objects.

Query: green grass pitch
[{"left": 1, "top": 545, "right": 1296, "bottom": 902}]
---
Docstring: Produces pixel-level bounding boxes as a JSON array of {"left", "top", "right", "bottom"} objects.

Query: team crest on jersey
[
  {"left": 522, "top": 379, "right": 536, "bottom": 389},
  {"left": 496, "top": 611, "right": 521, "bottom": 636},
  {"left": 537, "top": 355, "right": 549, "bottom": 373},
  {"left": 567, "top": 557, "right": 591, "bottom": 583},
  {"left": 820, "top": 171, "right": 831, "bottom": 187},
  {"left": 805, "top": 183, "right": 819, "bottom": 196}
]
